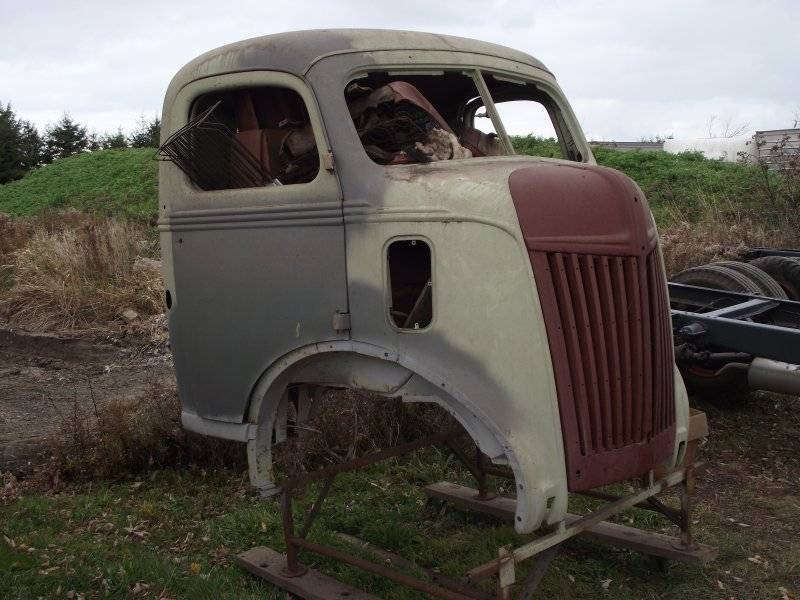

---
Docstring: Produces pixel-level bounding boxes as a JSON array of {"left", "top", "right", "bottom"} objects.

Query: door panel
[{"left": 161, "top": 71, "right": 348, "bottom": 423}]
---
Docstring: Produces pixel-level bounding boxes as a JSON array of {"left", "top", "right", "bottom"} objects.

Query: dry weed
[
  {"left": 660, "top": 197, "right": 800, "bottom": 275},
  {"left": 0, "top": 213, "right": 32, "bottom": 259},
  {"left": 48, "top": 381, "right": 243, "bottom": 480},
  {"left": 1, "top": 213, "right": 163, "bottom": 330},
  {"left": 0, "top": 471, "right": 23, "bottom": 506},
  {"left": 43, "top": 381, "right": 447, "bottom": 484},
  {"left": 274, "top": 389, "right": 452, "bottom": 477}
]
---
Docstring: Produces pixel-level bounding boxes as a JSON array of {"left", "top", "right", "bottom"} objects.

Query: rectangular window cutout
[
  {"left": 160, "top": 86, "right": 320, "bottom": 191},
  {"left": 388, "top": 239, "right": 432, "bottom": 330}
]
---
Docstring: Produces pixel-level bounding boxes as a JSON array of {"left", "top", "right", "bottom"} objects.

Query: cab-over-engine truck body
[{"left": 159, "top": 29, "right": 691, "bottom": 537}]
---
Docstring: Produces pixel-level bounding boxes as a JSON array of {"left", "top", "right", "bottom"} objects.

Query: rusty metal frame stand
[
  {"left": 425, "top": 456, "right": 715, "bottom": 598},
  {"left": 235, "top": 433, "right": 715, "bottom": 600}
]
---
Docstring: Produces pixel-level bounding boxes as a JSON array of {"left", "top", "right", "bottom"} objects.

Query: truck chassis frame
[
  {"left": 669, "top": 246, "right": 800, "bottom": 366},
  {"left": 670, "top": 283, "right": 800, "bottom": 364}
]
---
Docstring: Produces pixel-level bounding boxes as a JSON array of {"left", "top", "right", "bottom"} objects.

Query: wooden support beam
[
  {"left": 424, "top": 482, "right": 717, "bottom": 566},
  {"left": 235, "top": 546, "right": 380, "bottom": 600}
]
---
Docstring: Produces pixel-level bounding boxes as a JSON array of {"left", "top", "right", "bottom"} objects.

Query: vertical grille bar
[
  {"left": 566, "top": 254, "right": 603, "bottom": 452},
  {"left": 657, "top": 251, "right": 675, "bottom": 429},
  {"left": 611, "top": 257, "right": 633, "bottom": 445},
  {"left": 597, "top": 257, "right": 624, "bottom": 448},
  {"left": 581, "top": 256, "right": 614, "bottom": 450},
  {"left": 647, "top": 252, "right": 661, "bottom": 436},
  {"left": 625, "top": 257, "right": 644, "bottom": 442},
  {"left": 639, "top": 257, "right": 654, "bottom": 440},
  {"left": 549, "top": 253, "right": 592, "bottom": 455}
]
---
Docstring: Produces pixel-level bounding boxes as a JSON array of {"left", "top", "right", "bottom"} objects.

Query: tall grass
[
  {"left": 0, "top": 212, "right": 163, "bottom": 329},
  {"left": 48, "top": 380, "right": 244, "bottom": 480}
]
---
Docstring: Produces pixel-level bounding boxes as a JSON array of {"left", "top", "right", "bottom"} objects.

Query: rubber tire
[
  {"left": 712, "top": 261, "right": 788, "bottom": 299},
  {"left": 670, "top": 264, "right": 764, "bottom": 294},
  {"left": 671, "top": 264, "right": 760, "bottom": 404},
  {"left": 748, "top": 256, "right": 800, "bottom": 300},
  {"left": 680, "top": 364, "right": 750, "bottom": 405}
]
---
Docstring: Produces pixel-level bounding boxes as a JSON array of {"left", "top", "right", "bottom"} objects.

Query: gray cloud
[{"left": 1, "top": 0, "right": 797, "bottom": 140}]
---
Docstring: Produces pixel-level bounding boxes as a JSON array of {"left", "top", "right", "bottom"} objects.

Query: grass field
[{"left": 2, "top": 393, "right": 798, "bottom": 600}]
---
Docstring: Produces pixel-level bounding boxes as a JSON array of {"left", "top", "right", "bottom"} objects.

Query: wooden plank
[
  {"left": 235, "top": 546, "right": 381, "bottom": 600},
  {"left": 425, "top": 481, "right": 518, "bottom": 520},
  {"left": 424, "top": 482, "right": 717, "bottom": 566}
]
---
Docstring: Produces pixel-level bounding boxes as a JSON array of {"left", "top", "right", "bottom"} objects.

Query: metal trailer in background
[
  {"left": 670, "top": 247, "right": 800, "bottom": 399},
  {"left": 752, "top": 129, "right": 800, "bottom": 170}
]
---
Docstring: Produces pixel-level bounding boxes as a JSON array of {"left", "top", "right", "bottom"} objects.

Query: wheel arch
[{"left": 243, "top": 339, "right": 539, "bottom": 530}]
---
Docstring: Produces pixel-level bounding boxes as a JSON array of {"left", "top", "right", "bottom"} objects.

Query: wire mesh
[{"left": 157, "top": 102, "right": 271, "bottom": 190}]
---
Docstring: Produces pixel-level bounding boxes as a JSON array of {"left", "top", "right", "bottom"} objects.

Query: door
[{"left": 161, "top": 71, "right": 348, "bottom": 423}]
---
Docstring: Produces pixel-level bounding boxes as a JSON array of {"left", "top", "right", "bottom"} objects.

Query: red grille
[{"left": 531, "top": 248, "right": 675, "bottom": 491}]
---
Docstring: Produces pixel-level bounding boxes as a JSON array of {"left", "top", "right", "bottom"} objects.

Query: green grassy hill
[
  {"left": 512, "top": 136, "right": 771, "bottom": 224},
  {"left": 0, "top": 141, "right": 774, "bottom": 227},
  {"left": 592, "top": 146, "right": 767, "bottom": 222},
  {"left": 0, "top": 148, "right": 158, "bottom": 221}
]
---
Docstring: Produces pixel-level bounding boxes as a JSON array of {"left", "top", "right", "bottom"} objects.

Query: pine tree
[
  {"left": 101, "top": 128, "right": 129, "bottom": 149},
  {"left": 0, "top": 102, "right": 43, "bottom": 183},
  {"left": 43, "top": 114, "right": 89, "bottom": 162},
  {"left": 87, "top": 131, "right": 102, "bottom": 152},
  {"left": 18, "top": 121, "right": 43, "bottom": 171},
  {"left": 0, "top": 103, "right": 25, "bottom": 183},
  {"left": 128, "top": 114, "right": 161, "bottom": 148}
]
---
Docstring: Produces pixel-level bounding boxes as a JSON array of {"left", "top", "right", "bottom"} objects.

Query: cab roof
[{"left": 168, "top": 29, "right": 549, "bottom": 93}]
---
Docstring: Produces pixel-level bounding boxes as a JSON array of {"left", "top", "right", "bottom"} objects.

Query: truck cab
[{"left": 159, "top": 29, "right": 690, "bottom": 534}]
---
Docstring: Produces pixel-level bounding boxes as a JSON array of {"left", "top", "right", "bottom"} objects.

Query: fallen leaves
[
  {"left": 124, "top": 524, "right": 150, "bottom": 542},
  {"left": 131, "top": 581, "right": 149, "bottom": 595}
]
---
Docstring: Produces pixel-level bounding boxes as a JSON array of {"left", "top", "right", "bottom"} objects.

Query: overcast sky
[{"left": 2, "top": 0, "right": 798, "bottom": 141}]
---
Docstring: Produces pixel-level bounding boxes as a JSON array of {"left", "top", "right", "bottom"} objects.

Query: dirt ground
[{"left": 0, "top": 326, "right": 173, "bottom": 472}]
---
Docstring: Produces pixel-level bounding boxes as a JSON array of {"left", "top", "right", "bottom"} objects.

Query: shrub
[
  {"left": 274, "top": 390, "right": 452, "bottom": 477},
  {"left": 48, "top": 381, "right": 243, "bottom": 481},
  {"left": 511, "top": 135, "right": 562, "bottom": 158}
]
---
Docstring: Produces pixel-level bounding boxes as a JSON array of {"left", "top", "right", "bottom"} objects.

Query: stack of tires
[{"left": 671, "top": 256, "right": 800, "bottom": 401}]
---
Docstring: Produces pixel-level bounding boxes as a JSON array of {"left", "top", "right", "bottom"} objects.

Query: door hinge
[
  {"left": 323, "top": 150, "right": 335, "bottom": 172},
  {"left": 332, "top": 311, "right": 350, "bottom": 332}
]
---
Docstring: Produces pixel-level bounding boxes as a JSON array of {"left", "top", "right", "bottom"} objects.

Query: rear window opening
[
  {"left": 160, "top": 86, "right": 319, "bottom": 191},
  {"left": 387, "top": 239, "right": 433, "bottom": 330}
]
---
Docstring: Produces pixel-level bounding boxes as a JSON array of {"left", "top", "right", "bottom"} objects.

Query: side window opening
[
  {"left": 479, "top": 73, "right": 583, "bottom": 162},
  {"left": 159, "top": 86, "right": 319, "bottom": 191},
  {"left": 387, "top": 240, "right": 432, "bottom": 330},
  {"left": 345, "top": 71, "right": 506, "bottom": 165},
  {"left": 472, "top": 99, "right": 563, "bottom": 159}
]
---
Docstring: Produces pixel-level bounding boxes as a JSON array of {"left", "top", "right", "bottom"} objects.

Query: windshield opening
[
  {"left": 345, "top": 71, "right": 506, "bottom": 165},
  {"left": 344, "top": 70, "right": 583, "bottom": 165}
]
